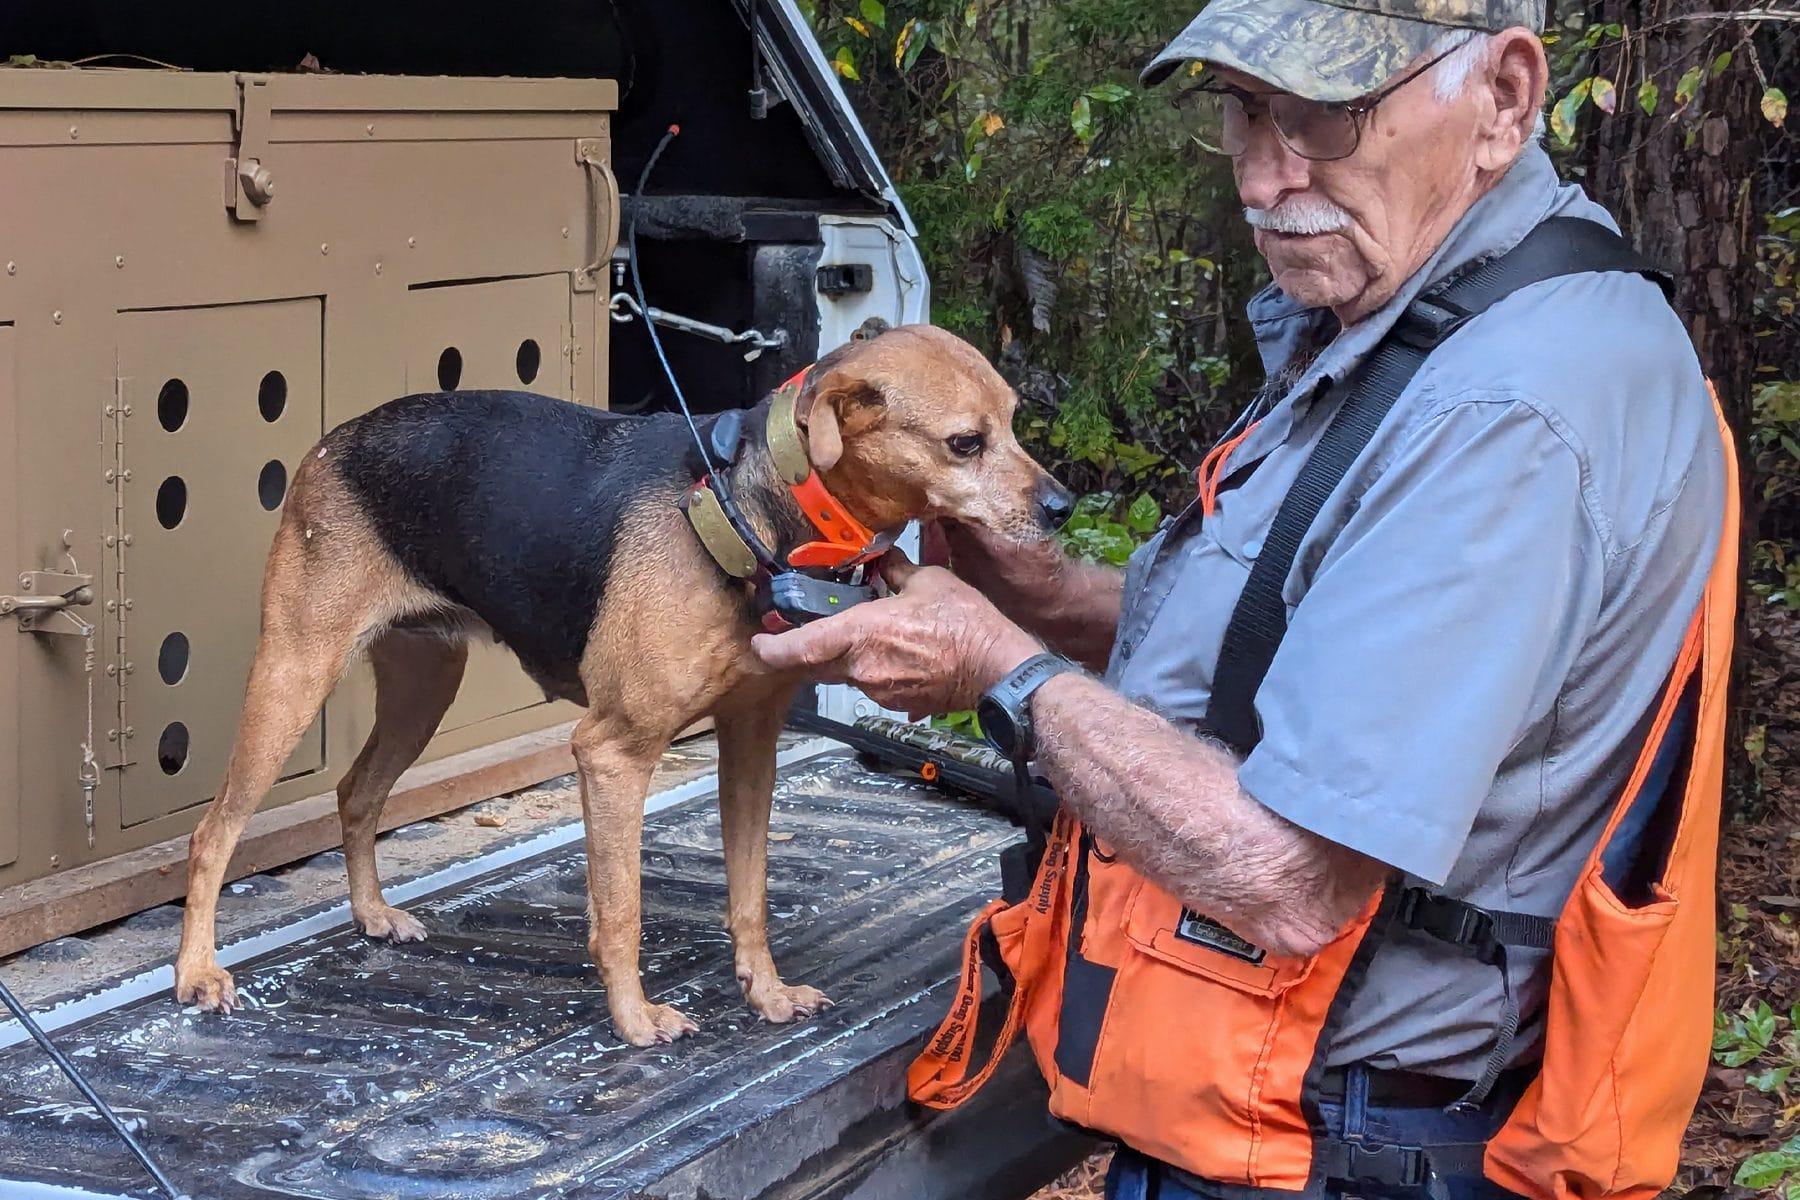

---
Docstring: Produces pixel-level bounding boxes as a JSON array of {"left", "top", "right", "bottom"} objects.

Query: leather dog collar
[{"left": 683, "top": 364, "right": 898, "bottom": 581}]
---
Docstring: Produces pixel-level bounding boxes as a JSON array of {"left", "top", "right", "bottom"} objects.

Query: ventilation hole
[
  {"left": 155, "top": 476, "right": 187, "bottom": 529},
  {"left": 515, "top": 339, "right": 541, "bottom": 386},
  {"left": 437, "top": 347, "right": 463, "bottom": 391},
  {"left": 258, "top": 370, "right": 287, "bottom": 423},
  {"left": 157, "top": 379, "right": 189, "bottom": 433},
  {"left": 158, "top": 632, "right": 189, "bottom": 686},
  {"left": 158, "top": 722, "right": 190, "bottom": 775},
  {"left": 258, "top": 460, "right": 288, "bottom": 511}
]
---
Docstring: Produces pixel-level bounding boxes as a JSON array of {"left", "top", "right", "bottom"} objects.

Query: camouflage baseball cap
[{"left": 1141, "top": 0, "right": 1544, "bottom": 102}]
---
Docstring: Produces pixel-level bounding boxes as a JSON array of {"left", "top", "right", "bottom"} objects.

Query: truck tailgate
[{"left": 0, "top": 748, "right": 1086, "bottom": 1199}]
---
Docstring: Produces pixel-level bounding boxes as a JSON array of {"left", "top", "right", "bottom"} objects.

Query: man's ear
[
  {"left": 799, "top": 371, "right": 887, "bottom": 471},
  {"left": 1478, "top": 27, "right": 1549, "bottom": 171}
]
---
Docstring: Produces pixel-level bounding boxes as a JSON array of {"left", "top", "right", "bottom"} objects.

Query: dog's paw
[
  {"left": 612, "top": 1002, "right": 699, "bottom": 1047},
  {"left": 175, "top": 963, "right": 239, "bottom": 1014},
  {"left": 744, "top": 979, "right": 834, "bottom": 1025},
  {"left": 355, "top": 904, "right": 427, "bottom": 943}
]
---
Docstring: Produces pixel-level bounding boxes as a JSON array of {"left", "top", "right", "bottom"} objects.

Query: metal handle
[{"left": 575, "top": 138, "right": 621, "bottom": 292}]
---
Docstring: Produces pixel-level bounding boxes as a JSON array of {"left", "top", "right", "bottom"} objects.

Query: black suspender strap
[
  {"left": 1201, "top": 216, "right": 1669, "bottom": 756},
  {"left": 1198, "top": 217, "right": 1668, "bottom": 1119},
  {"left": 1202, "top": 322, "right": 1430, "bottom": 755}
]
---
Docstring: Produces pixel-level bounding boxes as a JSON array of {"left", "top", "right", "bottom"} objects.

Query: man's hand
[
  {"left": 751, "top": 556, "right": 1043, "bottom": 717},
  {"left": 920, "top": 520, "right": 1124, "bottom": 672}
]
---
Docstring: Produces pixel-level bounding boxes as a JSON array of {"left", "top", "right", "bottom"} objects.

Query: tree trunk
[
  {"left": 1578, "top": 0, "right": 1765, "bottom": 800},
  {"left": 1584, "top": 0, "right": 1762, "bottom": 414}
]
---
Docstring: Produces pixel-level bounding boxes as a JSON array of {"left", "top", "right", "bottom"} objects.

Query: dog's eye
[{"left": 946, "top": 432, "right": 984, "bottom": 458}]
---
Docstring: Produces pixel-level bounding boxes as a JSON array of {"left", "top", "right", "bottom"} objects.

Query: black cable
[
  {"left": 626, "top": 126, "right": 778, "bottom": 571},
  {"left": 627, "top": 126, "right": 717, "bottom": 480},
  {"left": 0, "top": 973, "right": 186, "bottom": 1199}
]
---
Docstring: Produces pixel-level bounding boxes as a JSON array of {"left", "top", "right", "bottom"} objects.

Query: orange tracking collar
[
  {"left": 682, "top": 364, "right": 897, "bottom": 581},
  {"left": 764, "top": 365, "right": 894, "bottom": 570}
]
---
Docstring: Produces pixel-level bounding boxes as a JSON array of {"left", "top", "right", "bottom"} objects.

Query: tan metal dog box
[{"left": 0, "top": 69, "right": 618, "bottom": 901}]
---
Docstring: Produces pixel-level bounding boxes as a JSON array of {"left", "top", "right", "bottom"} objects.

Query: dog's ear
[{"left": 799, "top": 371, "right": 887, "bottom": 472}]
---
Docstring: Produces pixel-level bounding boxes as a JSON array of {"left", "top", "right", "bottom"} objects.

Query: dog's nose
[{"left": 1036, "top": 482, "right": 1075, "bottom": 531}]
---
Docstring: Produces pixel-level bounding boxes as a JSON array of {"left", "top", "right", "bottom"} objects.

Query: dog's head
[{"left": 793, "top": 323, "right": 1072, "bottom": 544}]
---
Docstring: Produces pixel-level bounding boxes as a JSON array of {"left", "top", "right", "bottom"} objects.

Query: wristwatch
[{"left": 977, "top": 652, "right": 1080, "bottom": 764}]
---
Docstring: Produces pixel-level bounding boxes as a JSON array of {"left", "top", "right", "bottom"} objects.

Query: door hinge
[
  {"left": 108, "top": 380, "right": 132, "bottom": 771},
  {"left": 227, "top": 74, "right": 276, "bottom": 221}
]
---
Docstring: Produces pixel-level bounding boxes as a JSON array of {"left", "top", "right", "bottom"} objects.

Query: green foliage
[
  {"left": 812, "top": 0, "right": 1262, "bottom": 505},
  {"left": 1019, "top": 199, "right": 1094, "bottom": 260},
  {"left": 1714, "top": 999, "right": 1786, "bottom": 1068},
  {"left": 932, "top": 707, "right": 985, "bottom": 739},
  {"left": 1713, "top": 998, "right": 1800, "bottom": 1129},
  {"left": 1058, "top": 491, "right": 1162, "bottom": 566},
  {"left": 1746, "top": 87, "right": 1798, "bottom": 609},
  {"left": 1736, "top": 1134, "right": 1800, "bottom": 1194}
]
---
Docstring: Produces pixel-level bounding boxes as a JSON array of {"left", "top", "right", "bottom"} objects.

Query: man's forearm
[
  {"left": 1025, "top": 559, "right": 1124, "bottom": 670},
  {"left": 940, "top": 525, "right": 1123, "bottom": 671},
  {"left": 1029, "top": 673, "right": 1385, "bottom": 958}
]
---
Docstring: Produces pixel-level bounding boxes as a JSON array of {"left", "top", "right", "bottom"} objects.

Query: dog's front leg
[
  {"left": 572, "top": 713, "right": 698, "bottom": 1046},
  {"left": 716, "top": 689, "right": 832, "bottom": 1024}
]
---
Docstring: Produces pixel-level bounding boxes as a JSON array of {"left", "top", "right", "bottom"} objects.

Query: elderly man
[{"left": 757, "top": 0, "right": 1734, "bottom": 1196}]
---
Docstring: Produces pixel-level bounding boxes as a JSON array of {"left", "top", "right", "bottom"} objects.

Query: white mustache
[{"left": 1244, "top": 198, "right": 1352, "bottom": 235}]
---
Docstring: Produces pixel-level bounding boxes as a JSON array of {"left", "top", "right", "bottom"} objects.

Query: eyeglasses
[{"left": 1172, "top": 47, "right": 1458, "bottom": 162}]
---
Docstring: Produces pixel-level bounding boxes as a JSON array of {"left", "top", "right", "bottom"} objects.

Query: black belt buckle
[
  {"left": 1343, "top": 1142, "right": 1427, "bottom": 1189},
  {"left": 1399, "top": 889, "right": 1500, "bottom": 964}
]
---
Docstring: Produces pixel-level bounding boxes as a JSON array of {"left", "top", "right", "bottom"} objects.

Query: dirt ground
[
  {"left": 1029, "top": 604, "right": 1800, "bottom": 1200},
  {"left": 1679, "top": 601, "right": 1800, "bottom": 1196}
]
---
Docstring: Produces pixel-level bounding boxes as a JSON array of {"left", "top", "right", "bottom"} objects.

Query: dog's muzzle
[{"left": 1036, "top": 481, "right": 1075, "bottom": 532}]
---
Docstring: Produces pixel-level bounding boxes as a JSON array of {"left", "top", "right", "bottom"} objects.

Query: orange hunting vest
[{"left": 909, "top": 223, "right": 1738, "bottom": 1200}]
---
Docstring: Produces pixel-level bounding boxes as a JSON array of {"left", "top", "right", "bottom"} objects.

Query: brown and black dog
[{"left": 173, "top": 322, "right": 1071, "bottom": 1046}]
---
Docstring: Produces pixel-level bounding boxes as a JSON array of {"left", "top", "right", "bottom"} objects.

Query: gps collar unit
[{"left": 682, "top": 365, "right": 901, "bottom": 630}]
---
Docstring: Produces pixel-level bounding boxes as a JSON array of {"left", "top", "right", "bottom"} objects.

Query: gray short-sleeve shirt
[{"left": 1106, "top": 145, "right": 1724, "bottom": 1077}]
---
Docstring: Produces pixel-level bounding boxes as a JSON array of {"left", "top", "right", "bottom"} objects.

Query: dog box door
[
  {"left": 115, "top": 300, "right": 327, "bottom": 827},
  {"left": 406, "top": 274, "right": 576, "bottom": 734}
]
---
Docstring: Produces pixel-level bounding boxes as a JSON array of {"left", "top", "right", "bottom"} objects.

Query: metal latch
[
  {"left": 2, "top": 571, "right": 96, "bottom": 636},
  {"left": 608, "top": 290, "right": 788, "bottom": 362},
  {"left": 226, "top": 74, "right": 276, "bottom": 220},
  {"left": 817, "top": 264, "right": 875, "bottom": 298}
]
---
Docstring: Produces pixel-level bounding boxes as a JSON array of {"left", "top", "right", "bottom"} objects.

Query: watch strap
[{"left": 981, "top": 652, "right": 1079, "bottom": 763}]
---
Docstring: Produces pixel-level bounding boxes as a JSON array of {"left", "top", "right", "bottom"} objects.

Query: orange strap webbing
[
  {"left": 908, "top": 817, "right": 1073, "bottom": 1108},
  {"left": 906, "top": 898, "right": 1020, "bottom": 1109},
  {"left": 1196, "top": 421, "right": 1260, "bottom": 518}
]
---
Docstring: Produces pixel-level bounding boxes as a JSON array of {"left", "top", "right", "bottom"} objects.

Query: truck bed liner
[{"left": 0, "top": 750, "right": 1085, "bottom": 1200}]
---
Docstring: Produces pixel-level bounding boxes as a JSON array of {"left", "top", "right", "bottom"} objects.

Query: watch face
[{"left": 977, "top": 696, "right": 1018, "bottom": 757}]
